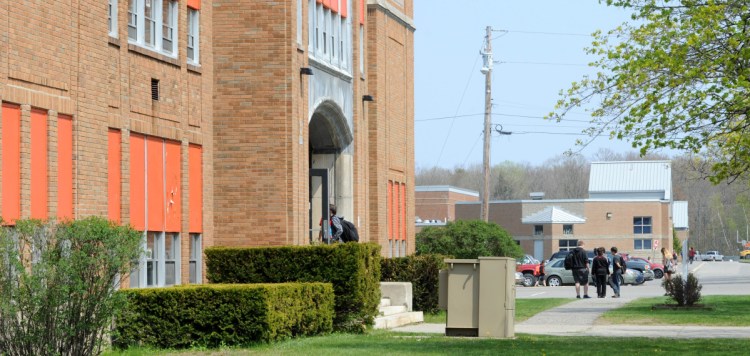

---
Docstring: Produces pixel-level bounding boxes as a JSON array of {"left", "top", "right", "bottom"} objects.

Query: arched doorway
[{"left": 308, "top": 100, "right": 353, "bottom": 243}]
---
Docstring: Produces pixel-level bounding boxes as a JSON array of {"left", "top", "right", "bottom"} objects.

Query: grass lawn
[
  {"left": 108, "top": 333, "right": 750, "bottom": 355},
  {"left": 424, "top": 298, "right": 571, "bottom": 324},
  {"left": 601, "top": 295, "right": 750, "bottom": 326}
]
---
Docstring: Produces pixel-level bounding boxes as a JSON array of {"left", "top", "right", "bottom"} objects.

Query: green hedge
[
  {"left": 205, "top": 243, "right": 381, "bottom": 332},
  {"left": 113, "top": 283, "right": 334, "bottom": 349},
  {"left": 380, "top": 254, "right": 447, "bottom": 314}
]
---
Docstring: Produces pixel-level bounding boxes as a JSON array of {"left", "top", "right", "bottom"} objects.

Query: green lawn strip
[
  {"left": 108, "top": 334, "right": 749, "bottom": 355},
  {"left": 601, "top": 295, "right": 750, "bottom": 326},
  {"left": 423, "top": 298, "right": 571, "bottom": 324}
]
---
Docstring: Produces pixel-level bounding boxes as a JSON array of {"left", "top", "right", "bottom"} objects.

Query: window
[
  {"left": 165, "top": 233, "right": 179, "bottom": 285},
  {"left": 559, "top": 239, "right": 578, "bottom": 252},
  {"left": 189, "top": 233, "right": 202, "bottom": 284},
  {"left": 534, "top": 225, "right": 543, "bottom": 236},
  {"left": 296, "top": 0, "right": 302, "bottom": 45},
  {"left": 359, "top": 25, "right": 364, "bottom": 74},
  {"left": 187, "top": 8, "right": 200, "bottom": 64},
  {"left": 308, "top": 0, "right": 351, "bottom": 73},
  {"left": 563, "top": 224, "right": 573, "bottom": 235},
  {"left": 145, "top": 231, "right": 162, "bottom": 287},
  {"left": 634, "top": 216, "right": 652, "bottom": 234},
  {"left": 109, "top": 0, "right": 118, "bottom": 37},
  {"left": 128, "top": 0, "right": 178, "bottom": 57},
  {"left": 634, "top": 238, "right": 653, "bottom": 250}
]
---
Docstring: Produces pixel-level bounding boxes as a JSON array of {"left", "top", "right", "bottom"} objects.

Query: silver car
[{"left": 544, "top": 258, "right": 645, "bottom": 287}]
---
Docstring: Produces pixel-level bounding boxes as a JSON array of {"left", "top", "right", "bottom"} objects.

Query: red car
[
  {"left": 627, "top": 256, "right": 664, "bottom": 279},
  {"left": 516, "top": 255, "right": 542, "bottom": 287}
]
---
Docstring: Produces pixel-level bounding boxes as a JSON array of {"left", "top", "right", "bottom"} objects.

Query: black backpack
[
  {"left": 340, "top": 219, "right": 359, "bottom": 243},
  {"left": 564, "top": 251, "right": 575, "bottom": 270},
  {"left": 616, "top": 255, "right": 627, "bottom": 274}
]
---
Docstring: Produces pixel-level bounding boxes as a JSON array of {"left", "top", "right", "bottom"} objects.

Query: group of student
[{"left": 566, "top": 242, "right": 627, "bottom": 299}]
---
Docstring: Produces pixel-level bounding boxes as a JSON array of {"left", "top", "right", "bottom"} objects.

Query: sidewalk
[{"left": 392, "top": 296, "right": 750, "bottom": 338}]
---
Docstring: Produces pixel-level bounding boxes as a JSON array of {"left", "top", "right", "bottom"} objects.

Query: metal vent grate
[{"left": 151, "top": 79, "right": 159, "bottom": 101}]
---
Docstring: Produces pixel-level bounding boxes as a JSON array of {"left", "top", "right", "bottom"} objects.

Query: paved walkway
[{"left": 392, "top": 296, "right": 750, "bottom": 338}]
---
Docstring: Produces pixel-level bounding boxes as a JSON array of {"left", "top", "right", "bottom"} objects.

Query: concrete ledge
[
  {"left": 380, "top": 282, "right": 413, "bottom": 311},
  {"left": 373, "top": 311, "right": 424, "bottom": 329}
]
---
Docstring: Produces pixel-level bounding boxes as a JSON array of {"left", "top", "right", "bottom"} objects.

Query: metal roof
[
  {"left": 672, "top": 201, "right": 689, "bottom": 229},
  {"left": 415, "top": 185, "right": 479, "bottom": 197},
  {"left": 588, "top": 161, "right": 672, "bottom": 200},
  {"left": 521, "top": 206, "right": 586, "bottom": 224}
]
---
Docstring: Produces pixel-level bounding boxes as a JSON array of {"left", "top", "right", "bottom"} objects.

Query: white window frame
[
  {"left": 161, "top": 0, "right": 177, "bottom": 55},
  {"left": 296, "top": 0, "right": 303, "bottom": 45},
  {"left": 359, "top": 25, "right": 364, "bottom": 75},
  {"left": 128, "top": 0, "right": 178, "bottom": 58},
  {"left": 165, "top": 232, "right": 180, "bottom": 285},
  {"left": 109, "top": 0, "right": 118, "bottom": 37},
  {"left": 634, "top": 216, "right": 652, "bottom": 234},
  {"left": 189, "top": 233, "right": 202, "bottom": 284},
  {"left": 146, "top": 231, "right": 164, "bottom": 287},
  {"left": 634, "top": 238, "right": 653, "bottom": 250},
  {"left": 187, "top": 8, "right": 200, "bottom": 65}
]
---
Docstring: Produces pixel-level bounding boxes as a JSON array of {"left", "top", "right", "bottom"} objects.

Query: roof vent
[{"left": 530, "top": 192, "right": 545, "bottom": 200}]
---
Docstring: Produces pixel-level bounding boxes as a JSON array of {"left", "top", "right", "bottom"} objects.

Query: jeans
[{"left": 609, "top": 273, "right": 621, "bottom": 296}]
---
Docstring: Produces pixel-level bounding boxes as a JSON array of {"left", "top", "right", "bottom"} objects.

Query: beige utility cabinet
[{"left": 440, "top": 257, "right": 515, "bottom": 338}]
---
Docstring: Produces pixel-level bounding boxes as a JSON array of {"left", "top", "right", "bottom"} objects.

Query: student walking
[
  {"left": 591, "top": 247, "right": 610, "bottom": 298},
  {"left": 571, "top": 241, "right": 591, "bottom": 299},
  {"left": 610, "top": 246, "right": 625, "bottom": 298}
]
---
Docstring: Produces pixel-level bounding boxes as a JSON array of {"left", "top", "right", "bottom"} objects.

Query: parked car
[
  {"left": 515, "top": 272, "right": 525, "bottom": 285},
  {"left": 543, "top": 258, "right": 644, "bottom": 287},
  {"left": 628, "top": 256, "right": 664, "bottom": 279},
  {"left": 622, "top": 255, "right": 655, "bottom": 280},
  {"left": 740, "top": 250, "right": 750, "bottom": 259},
  {"left": 516, "top": 254, "right": 541, "bottom": 287},
  {"left": 701, "top": 250, "right": 724, "bottom": 261}
]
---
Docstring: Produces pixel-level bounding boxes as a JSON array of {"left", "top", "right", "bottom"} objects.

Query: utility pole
[{"left": 480, "top": 26, "right": 492, "bottom": 222}]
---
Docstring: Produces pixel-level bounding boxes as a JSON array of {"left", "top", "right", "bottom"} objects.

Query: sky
[{"left": 414, "top": 0, "right": 651, "bottom": 169}]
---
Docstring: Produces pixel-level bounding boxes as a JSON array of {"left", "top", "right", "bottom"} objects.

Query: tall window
[
  {"left": 128, "top": 0, "right": 178, "bottom": 57},
  {"left": 109, "top": 0, "right": 118, "bottom": 37},
  {"left": 359, "top": 25, "right": 364, "bottom": 75},
  {"left": 187, "top": 8, "right": 200, "bottom": 64},
  {"left": 559, "top": 239, "right": 578, "bottom": 252},
  {"left": 145, "top": 232, "right": 161, "bottom": 287},
  {"left": 189, "top": 233, "right": 202, "bottom": 284},
  {"left": 634, "top": 216, "right": 652, "bottom": 234},
  {"left": 309, "top": 0, "right": 351, "bottom": 73}
]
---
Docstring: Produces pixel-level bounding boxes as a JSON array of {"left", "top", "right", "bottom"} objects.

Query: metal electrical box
[{"left": 442, "top": 257, "right": 515, "bottom": 338}]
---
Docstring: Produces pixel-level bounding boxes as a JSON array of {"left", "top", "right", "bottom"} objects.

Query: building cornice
[{"left": 368, "top": 0, "right": 416, "bottom": 32}]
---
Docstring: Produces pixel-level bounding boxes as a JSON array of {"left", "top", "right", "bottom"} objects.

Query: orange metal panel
[
  {"left": 330, "top": 0, "right": 338, "bottom": 13},
  {"left": 1, "top": 103, "right": 21, "bottom": 224},
  {"left": 165, "top": 140, "right": 181, "bottom": 232},
  {"left": 57, "top": 115, "right": 73, "bottom": 220},
  {"left": 341, "top": 0, "right": 347, "bottom": 17},
  {"left": 395, "top": 182, "right": 400, "bottom": 241},
  {"left": 31, "top": 109, "right": 48, "bottom": 220},
  {"left": 401, "top": 183, "right": 406, "bottom": 240},
  {"left": 108, "top": 129, "right": 122, "bottom": 223},
  {"left": 129, "top": 134, "right": 146, "bottom": 230},
  {"left": 147, "top": 137, "right": 165, "bottom": 231},
  {"left": 187, "top": 0, "right": 200, "bottom": 10},
  {"left": 387, "top": 180, "right": 393, "bottom": 239},
  {"left": 188, "top": 144, "right": 202, "bottom": 233},
  {"left": 359, "top": 0, "right": 364, "bottom": 25}
]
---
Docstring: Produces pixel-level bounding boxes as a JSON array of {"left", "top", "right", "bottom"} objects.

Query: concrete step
[
  {"left": 373, "top": 311, "right": 424, "bottom": 330},
  {"left": 379, "top": 305, "right": 408, "bottom": 316},
  {"left": 379, "top": 297, "right": 391, "bottom": 308}
]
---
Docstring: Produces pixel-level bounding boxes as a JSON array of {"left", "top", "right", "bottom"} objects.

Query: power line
[
  {"left": 498, "top": 60, "right": 588, "bottom": 67},
  {"left": 416, "top": 112, "right": 594, "bottom": 123},
  {"left": 502, "top": 29, "right": 591, "bottom": 37}
]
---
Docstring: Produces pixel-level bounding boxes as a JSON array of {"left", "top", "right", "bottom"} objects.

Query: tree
[
  {"left": 552, "top": 0, "right": 750, "bottom": 184},
  {"left": 0, "top": 217, "right": 143, "bottom": 356},
  {"left": 415, "top": 220, "right": 524, "bottom": 259}
]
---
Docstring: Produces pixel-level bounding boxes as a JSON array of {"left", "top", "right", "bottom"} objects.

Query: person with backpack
[
  {"left": 328, "top": 204, "right": 344, "bottom": 243},
  {"left": 571, "top": 241, "right": 591, "bottom": 299},
  {"left": 609, "top": 246, "right": 625, "bottom": 298},
  {"left": 591, "top": 247, "right": 610, "bottom": 298}
]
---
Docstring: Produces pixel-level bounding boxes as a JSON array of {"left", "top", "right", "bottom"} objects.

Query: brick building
[{"left": 0, "top": 0, "right": 414, "bottom": 287}]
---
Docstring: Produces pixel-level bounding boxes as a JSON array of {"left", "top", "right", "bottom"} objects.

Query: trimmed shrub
[
  {"left": 0, "top": 217, "right": 142, "bottom": 356},
  {"left": 113, "top": 283, "right": 334, "bottom": 349},
  {"left": 205, "top": 243, "right": 381, "bottom": 332},
  {"left": 416, "top": 220, "right": 523, "bottom": 259},
  {"left": 380, "top": 254, "right": 447, "bottom": 314},
  {"left": 662, "top": 272, "right": 702, "bottom": 306}
]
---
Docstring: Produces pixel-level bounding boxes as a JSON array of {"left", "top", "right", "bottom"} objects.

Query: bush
[
  {"left": 380, "top": 254, "right": 447, "bottom": 314},
  {"left": 416, "top": 220, "right": 523, "bottom": 259},
  {"left": 113, "top": 283, "right": 334, "bottom": 349},
  {"left": 0, "top": 217, "right": 142, "bottom": 356},
  {"left": 662, "top": 273, "right": 702, "bottom": 306},
  {"left": 205, "top": 243, "right": 381, "bottom": 332}
]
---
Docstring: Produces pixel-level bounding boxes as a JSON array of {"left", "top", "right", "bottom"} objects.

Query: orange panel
[
  {"left": 188, "top": 144, "right": 203, "bottom": 233},
  {"left": 187, "top": 0, "right": 200, "bottom": 10},
  {"left": 401, "top": 183, "right": 406, "bottom": 240},
  {"left": 165, "top": 140, "right": 181, "bottom": 232},
  {"left": 330, "top": 0, "right": 338, "bottom": 13},
  {"left": 57, "top": 115, "right": 73, "bottom": 220},
  {"left": 129, "top": 134, "right": 146, "bottom": 230},
  {"left": 387, "top": 180, "right": 393, "bottom": 239},
  {"left": 323, "top": 0, "right": 330, "bottom": 8},
  {"left": 147, "top": 137, "right": 165, "bottom": 231},
  {"left": 1, "top": 103, "right": 21, "bottom": 224},
  {"left": 31, "top": 109, "right": 48, "bottom": 220},
  {"left": 108, "top": 129, "right": 122, "bottom": 223},
  {"left": 359, "top": 0, "right": 364, "bottom": 25},
  {"left": 340, "top": 0, "right": 347, "bottom": 17},
  {"left": 394, "top": 182, "right": 400, "bottom": 241}
]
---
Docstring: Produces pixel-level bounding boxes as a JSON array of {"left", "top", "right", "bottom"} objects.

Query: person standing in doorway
[
  {"left": 610, "top": 246, "right": 625, "bottom": 298},
  {"left": 329, "top": 204, "right": 344, "bottom": 243},
  {"left": 591, "top": 247, "right": 610, "bottom": 298},
  {"left": 571, "top": 241, "right": 591, "bottom": 299}
]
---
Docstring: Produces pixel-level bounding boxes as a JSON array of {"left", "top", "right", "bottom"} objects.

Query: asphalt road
[{"left": 516, "top": 260, "right": 750, "bottom": 299}]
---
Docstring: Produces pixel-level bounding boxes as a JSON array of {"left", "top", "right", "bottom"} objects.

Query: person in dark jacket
[
  {"left": 610, "top": 246, "right": 625, "bottom": 298},
  {"left": 329, "top": 204, "right": 343, "bottom": 242},
  {"left": 591, "top": 247, "right": 610, "bottom": 298},
  {"left": 571, "top": 241, "right": 591, "bottom": 299}
]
